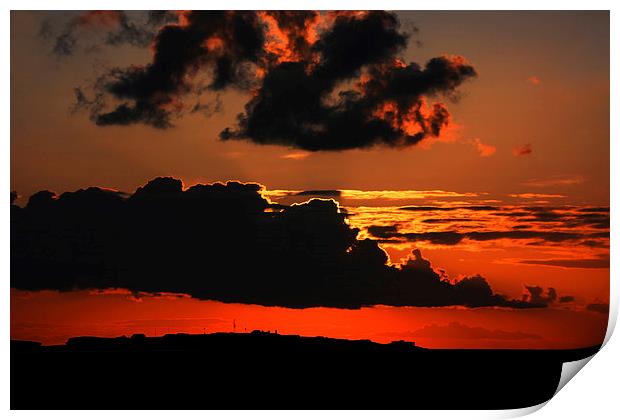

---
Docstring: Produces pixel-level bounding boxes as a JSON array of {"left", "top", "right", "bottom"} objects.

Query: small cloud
[
  {"left": 417, "top": 122, "right": 463, "bottom": 149},
  {"left": 508, "top": 193, "right": 566, "bottom": 199},
  {"left": 468, "top": 138, "right": 496, "bottom": 157},
  {"left": 281, "top": 152, "right": 310, "bottom": 160},
  {"left": 527, "top": 76, "right": 541, "bottom": 85},
  {"left": 522, "top": 175, "right": 584, "bottom": 188},
  {"left": 513, "top": 144, "right": 533, "bottom": 156},
  {"left": 523, "top": 285, "right": 557, "bottom": 306}
]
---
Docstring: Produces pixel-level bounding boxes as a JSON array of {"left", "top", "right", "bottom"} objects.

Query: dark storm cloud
[
  {"left": 82, "top": 11, "right": 266, "bottom": 128},
  {"left": 12, "top": 178, "right": 542, "bottom": 310},
  {"left": 68, "top": 11, "right": 477, "bottom": 150},
  {"left": 410, "top": 322, "right": 541, "bottom": 341},
  {"left": 222, "top": 51, "right": 476, "bottom": 151}
]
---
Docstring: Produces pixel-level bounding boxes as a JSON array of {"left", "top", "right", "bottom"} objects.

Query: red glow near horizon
[{"left": 11, "top": 289, "right": 608, "bottom": 349}]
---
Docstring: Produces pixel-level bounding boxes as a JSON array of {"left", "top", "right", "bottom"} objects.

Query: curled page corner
[
  {"left": 493, "top": 401, "right": 548, "bottom": 419},
  {"left": 555, "top": 355, "right": 596, "bottom": 396},
  {"left": 499, "top": 353, "right": 599, "bottom": 419}
]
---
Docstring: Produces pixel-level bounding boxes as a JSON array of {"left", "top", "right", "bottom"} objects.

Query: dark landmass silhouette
[{"left": 11, "top": 331, "right": 599, "bottom": 409}]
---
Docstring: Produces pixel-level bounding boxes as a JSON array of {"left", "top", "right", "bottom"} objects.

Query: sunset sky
[{"left": 10, "top": 11, "right": 609, "bottom": 348}]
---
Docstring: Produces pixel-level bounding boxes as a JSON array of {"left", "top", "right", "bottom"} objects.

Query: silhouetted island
[{"left": 11, "top": 331, "right": 599, "bottom": 409}]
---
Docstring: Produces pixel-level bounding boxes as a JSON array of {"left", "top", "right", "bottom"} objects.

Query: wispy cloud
[
  {"left": 281, "top": 152, "right": 310, "bottom": 160},
  {"left": 513, "top": 144, "right": 533, "bottom": 156},
  {"left": 508, "top": 193, "right": 565, "bottom": 199},
  {"left": 340, "top": 190, "right": 479, "bottom": 200},
  {"left": 522, "top": 175, "right": 584, "bottom": 188},
  {"left": 527, "top": 75, "right": 541, "bottom": 86},
  {"left": 264, "top": 189, "right": 480, "bottom": 202},
  {"left": 468, "top": 138, "right": 496, "bottom": 157},
  {"left": 518, "top": 258, "right": 609, "bottom": 269}
]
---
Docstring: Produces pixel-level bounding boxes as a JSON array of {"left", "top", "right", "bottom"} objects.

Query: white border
[{"left": 3, "top": 1, "right": 617, "bottom": 418}]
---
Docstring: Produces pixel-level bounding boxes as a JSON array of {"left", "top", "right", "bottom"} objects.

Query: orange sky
[
  {"left": 11, "top": 11, "right": 609, "bottom": 204},
  {"left": 10, "top": 11, "right": 610, "bottom": 349}
]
